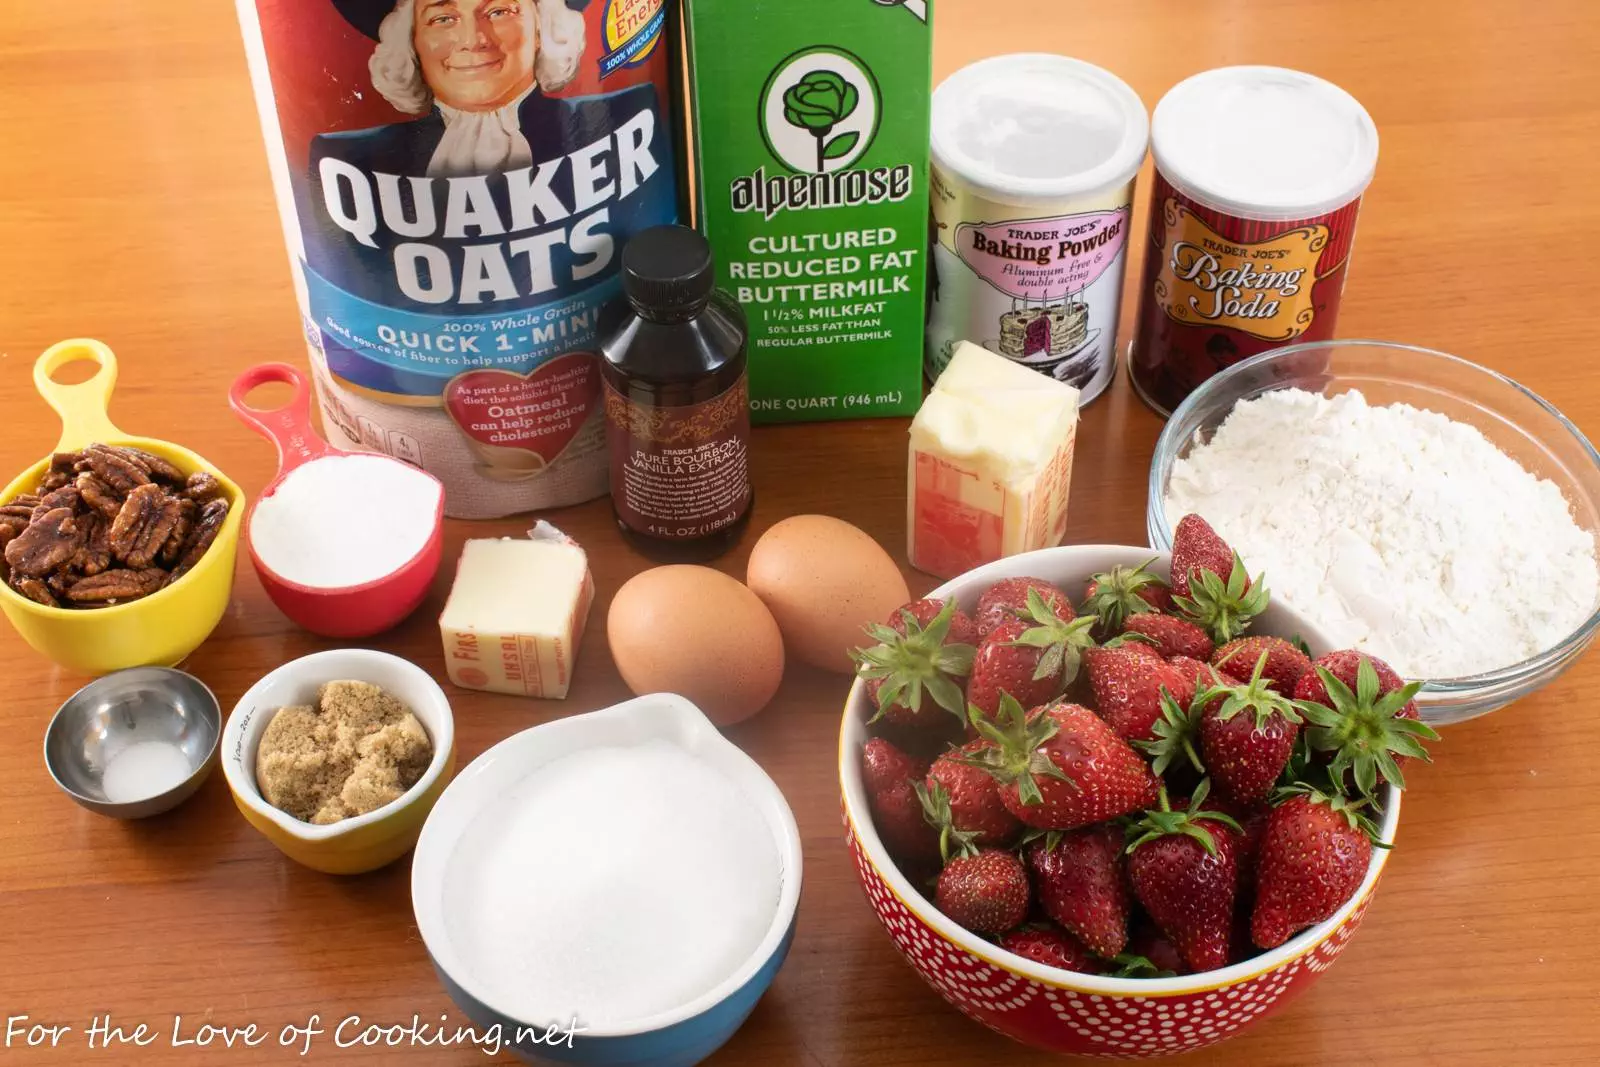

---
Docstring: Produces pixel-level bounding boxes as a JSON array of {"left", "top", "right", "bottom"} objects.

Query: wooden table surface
[{"left": 3, "top": 1, "right": 1598, "bottom": 1064}]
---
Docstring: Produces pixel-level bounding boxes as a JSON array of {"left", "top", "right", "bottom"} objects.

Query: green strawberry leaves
[
  {"left": 1081, "top": 557, "right": 1166, "bottom": 633},
  {"left": 1201, "top": 651, "right": 1303, "bottom": 730},
  {"left": 1295, "top": 657, "right": 1437, "bottom": 801},
  {"left": 1006, "top": 588, "right": 1098, "bottom": 684},
  {"left": 1103, "top": 953, "right": 1177, "bottom": 979},
  {"left": 962, "top": 692, "right": 1072, "bottom": 808},
  {"left": 1136, "top": 688, "right": 1204, "bottom": 778},
  {"left": 915, "top": 779, "right": 982, "bottom": 864},
  {"left": 853, "top": 600, "right": 976, "bottom": 727},
  {"left": 1174, "top": 552, "right": 1269, "bottom": 645},
  {"left": 1275, "top": 782, "right": 1390, "bottom": 849},
  {"left": 1125, "top": 780, "right": 1241, "bottom": 857}
]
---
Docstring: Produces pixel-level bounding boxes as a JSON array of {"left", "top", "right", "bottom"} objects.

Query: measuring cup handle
[
  {"left": 228, "top": 363, "right": 337, "bottom": 476},
  {"left": 34, "top": 339, "right": 124, "bottom": 452}
]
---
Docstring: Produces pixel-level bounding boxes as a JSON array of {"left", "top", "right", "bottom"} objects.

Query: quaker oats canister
[
  {"left": 235, "top": 0, "right": 676, "bottom": 518},
  {"left": 1128, "top": 66, "right": 1379, "bottom": 415},
  {"left": 926, "top": 54, "right": 1149, "bottom": 405}
]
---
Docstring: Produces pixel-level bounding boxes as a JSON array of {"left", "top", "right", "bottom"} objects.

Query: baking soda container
[
  {"left": 1128, "top": 66, "right": 1379, "bottom": 415},
  {"left": 235, "top": 0, "right": 677, "bottom": 518},
  {"left": 927, "top": 54, "right": 1149, "bottom": 405}
]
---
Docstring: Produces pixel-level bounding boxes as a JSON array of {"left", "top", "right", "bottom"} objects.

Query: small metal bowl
[{"left": 44, "top": 667, "right": 221, "bottom": 818}]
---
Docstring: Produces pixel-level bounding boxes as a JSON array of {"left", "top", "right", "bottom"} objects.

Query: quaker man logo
[{"left": 730, "top": 46, "right": 912, "bottom": 219}]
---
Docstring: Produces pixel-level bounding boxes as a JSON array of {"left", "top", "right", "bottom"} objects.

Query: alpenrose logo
[{"left": 732, "top": 45, "right": 913, "bottom": 219}]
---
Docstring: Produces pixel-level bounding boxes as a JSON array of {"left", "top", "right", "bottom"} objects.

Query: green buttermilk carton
[{"left": 680, "top": 0, "right": 932, "bottom": 423}]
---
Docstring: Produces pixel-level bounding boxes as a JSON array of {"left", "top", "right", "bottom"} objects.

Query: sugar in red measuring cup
[{"left": 229, "top": 364, "right": 445, "bottom": 638}]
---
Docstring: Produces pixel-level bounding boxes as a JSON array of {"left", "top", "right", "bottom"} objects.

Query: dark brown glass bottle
[{"left": 599, "top": 225, "right": 752, "bottom": 561}]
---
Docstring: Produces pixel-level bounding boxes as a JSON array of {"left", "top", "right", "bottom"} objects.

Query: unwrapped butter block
[
  {"left": 439, "top": 522, "right": 594, "bottom": 698},
  {"left": 907, "top": 341, "right": 1080, "bottom": 578}
]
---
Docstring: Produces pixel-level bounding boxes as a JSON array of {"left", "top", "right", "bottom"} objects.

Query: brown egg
[
  {"left": 746, "top": 515, "right": 911, "bottom": 674},
  {"left": 607, "top": 565, "right": 785, "bottom": 726}
]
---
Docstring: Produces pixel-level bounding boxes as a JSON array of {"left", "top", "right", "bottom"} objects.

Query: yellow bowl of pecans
[{"left": 0, "top": 339, "right": 244, "bottom": 675}]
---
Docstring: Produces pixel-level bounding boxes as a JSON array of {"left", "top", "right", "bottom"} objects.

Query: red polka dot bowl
[{"left": 838, "top": 544, "right": 1400, "bottom": 1058}]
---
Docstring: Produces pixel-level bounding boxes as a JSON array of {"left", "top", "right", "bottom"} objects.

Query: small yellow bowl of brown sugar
[{"left": 221, "top": 649, "right": 456, "bottom": 874}]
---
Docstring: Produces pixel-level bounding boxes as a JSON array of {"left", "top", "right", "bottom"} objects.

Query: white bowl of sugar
[{"left": 410, "top": 694, "right": 802, "bottom": 1067}]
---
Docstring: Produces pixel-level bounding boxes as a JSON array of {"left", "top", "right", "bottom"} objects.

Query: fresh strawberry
[
  {"left": 1168, "top": 514, "right": 1239, "bottom": 598},
  {"left": 1122, "top": 613, "right": 1214, "bottom": 661},
  {"left": 924, "top": 740, "right": 1019, "bottom": 851},
  {"left": 1169, "top": 655, "right": 1238, "bottom": 696},
  {"left": 1125, "top": 782, "right": 1243, "bottom": 973},
  {"left": 966, "top": 591, "right": 1097, "bottom": 718},
  {"left": 1084, "top": 645, "right": 1196, "bottom": 743},
  {"left": 861, "top": 739, "right": 939, "bottom": 865},
  {"left": 1024, "top": 825, "right": 1129, "bottom": 958},
  {"left": 861, "top": 736, "right": 929, "bottom": 796},
  {"left": 854, "top": 599, "right": 978, "bottom": 730},
  {"left": 1293, "top": 651, "right": 1437, "bottom": 800},
  {"left": 1212, "top": 636, "right": 1312, "bottom": 695},
  {"left": 1121, "top": 919, "right": 1189, "bottom": 976},
  {"left": 1081, "top": 558, "right": 1173, "bottom": 633},
  {"left": 1170, "top": 515, "right": 1268, "bottom": 643},
  {"left": 934, "top": 848, "right": 1030, "bottom": 935},
  {"left": 975, "top": 577, "right": 1075, "bottom": 636},
  {"left": 1252, "top": 788, "right": 1379, "bottom": 949},
  {"left": 1196, "top": 652, "right": 1303, "bottom": 808},
  {"left": 967, "top": 695, "right": 1160, "bottom": 829},
  {"left": 999, "top": 924, "right": 1098, "bottom": 972}
]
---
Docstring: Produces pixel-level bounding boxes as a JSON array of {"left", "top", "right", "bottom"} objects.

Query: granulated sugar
[
  {"left": 442, "top": 739, "right": 781, "bottom": 1030},
  {"left": 102, "top": 741, "right": 191, "bottom": 803},
  {"left": 248, "top": 455, "right": 440, "bottom": 588},
  {"left": 1166, "top": 388, "right": 1600, "bottom": 678}
]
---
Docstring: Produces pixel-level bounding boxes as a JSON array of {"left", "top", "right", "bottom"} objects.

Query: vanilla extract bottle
[{"left": 599, "top": 226, "right": 753, "bottom": 561}]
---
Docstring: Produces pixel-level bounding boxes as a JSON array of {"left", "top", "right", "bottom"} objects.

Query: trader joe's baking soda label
[{"left": 236, "top": 0, "right": 676, "bottom": 517}]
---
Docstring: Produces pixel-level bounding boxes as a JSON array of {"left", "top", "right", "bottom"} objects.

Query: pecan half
[
  {"left": 75, "top": 471, "right": 124, "bottom": 518},
  {"left": 170, "top": 497, "right": 229, "bottom": 581},
  {"left": 31, "top": 485, "right": 81, "bottom": 521},
  {"left": 108, "top": 483, "right": 181, "bottom": 569},
  {"left": 114, "top": 446, "right": 186, "bottom": 486},
  {"left": 65, "top": 567, "right": 165, "bottom": 605},
  {"left": 72, "top": 513, "right": 112, "bottom": 577},
  {"left": 0, "top": 502, "right": 35, "bottom": 526},
  {"left": 4, "top": 507, "right": 79, "bottom": 578},
  {"left": 183, "top": 471, "right": 225, "bottom": 503},
  {"left": 10, "top": 574, "right": 58, "bottom": 607},
  {"left": 159, "top": 498, "right": 196, "bottom": 567},
  {"left": 0, "top": 523, "right": 20, "bottom": 551},
  {"left": 77, "top": 444, "right": 149, "bottom": 495}
]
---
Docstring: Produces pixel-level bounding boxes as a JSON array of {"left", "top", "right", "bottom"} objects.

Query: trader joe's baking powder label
[
  {"left": 927, "top": 164, "right": 1133, "bottom": 404},
  {"left": 237, "top": 0, "right": 676, "bottom": 517}
]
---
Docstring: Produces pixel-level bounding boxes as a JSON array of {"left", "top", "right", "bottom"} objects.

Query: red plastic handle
[{"left": 228, "top": 363, "right": 338, "bottom": 480}]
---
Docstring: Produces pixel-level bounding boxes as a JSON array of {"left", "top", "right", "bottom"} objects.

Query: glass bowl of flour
[{"left": 1148, "top": 339, "right": 1600, "bottom": 724}]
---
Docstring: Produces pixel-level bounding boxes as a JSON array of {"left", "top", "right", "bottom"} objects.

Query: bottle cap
[{"left": 621, "top": 225, "right": 716, "bottom": 312}]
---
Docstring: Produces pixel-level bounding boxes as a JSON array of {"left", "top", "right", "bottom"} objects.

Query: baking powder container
[
  {"left": 1128, "top": 66, "right": 1379, "bottom": 415},
  {"left": 927, "top": 54, "right": 1149, "bottom": 405}
]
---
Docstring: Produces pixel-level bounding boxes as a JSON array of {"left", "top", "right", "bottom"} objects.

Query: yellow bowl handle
[{"left": 34, "top": 339, "right": 124, "bottom": 452}]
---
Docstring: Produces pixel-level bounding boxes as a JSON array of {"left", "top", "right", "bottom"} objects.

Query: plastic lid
[
  {"left": 622, "top": 225, "right": 715, "bottom": 311},
  {"left": 930, "top": 53, "right": 1150, "bottom": 202},
  {"left": 1152, "top": 66, "right": 1379, "bottom": 220}
]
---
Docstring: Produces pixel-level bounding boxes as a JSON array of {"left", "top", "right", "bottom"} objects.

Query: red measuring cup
[{"left": 228, "top": 363, "right": 445, "bottom": 638}]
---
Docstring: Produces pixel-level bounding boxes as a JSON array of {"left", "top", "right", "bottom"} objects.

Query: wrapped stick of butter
[
  {"left": 439, "top": 521, "right": 594, "bottom": 699},
  {"left": 908, "top": 342, "right": 1080, "bottom": 578}
]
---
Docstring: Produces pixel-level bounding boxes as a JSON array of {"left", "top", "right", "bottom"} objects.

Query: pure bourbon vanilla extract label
[{"left": 603, "top": 380, "right": 752, "bottom": 541}]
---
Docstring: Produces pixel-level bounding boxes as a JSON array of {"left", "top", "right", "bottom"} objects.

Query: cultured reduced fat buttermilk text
[{"left": 681, "top": 0, "right": 932, "bottom": 423}]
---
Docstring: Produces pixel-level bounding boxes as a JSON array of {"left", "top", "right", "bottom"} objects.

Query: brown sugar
[{"left": 254, "top": 680, "right": 433, "bottom": 825}]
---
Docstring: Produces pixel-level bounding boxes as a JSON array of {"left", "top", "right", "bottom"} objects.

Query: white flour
[
  {"left": 442, "top": 740, "right": 781, "bottom": 1030},
  {"left": 1166, "top": 388, "right": 1599, "bottom": 678},
  {"left": 249, "top": 454, "right": 441, "bottom": 588}
]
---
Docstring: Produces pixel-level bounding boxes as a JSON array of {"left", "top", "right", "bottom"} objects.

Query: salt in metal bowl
[{"left": 44, "top": 667, "right": 221, "bottom": 818}]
